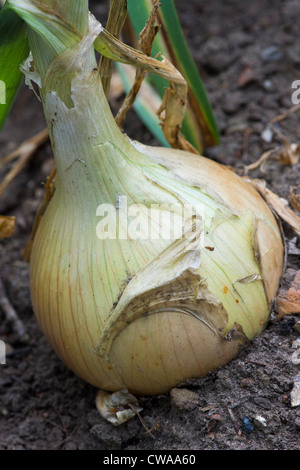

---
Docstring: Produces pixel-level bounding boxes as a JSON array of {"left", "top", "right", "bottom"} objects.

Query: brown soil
[{"left": 1, "top": 0, "right": 300, "bottom": 451}]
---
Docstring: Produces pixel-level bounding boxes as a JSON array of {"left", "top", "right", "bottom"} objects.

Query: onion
[{"left": 12, "top": 2, "right": 284, "bottom": 396}]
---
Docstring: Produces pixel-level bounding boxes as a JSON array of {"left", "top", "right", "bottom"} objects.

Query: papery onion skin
[
  {"left": 26, "top": 16, "right": 284, "bottom": 396},
  {"left": 30, "top": 145, "right": 283, "bottom": 395},
  {"left": 29, "top": 73, "right": 284, "bottom": 396}
]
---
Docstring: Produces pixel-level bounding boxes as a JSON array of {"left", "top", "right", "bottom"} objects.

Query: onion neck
[
  {"left": 45, "top": 70, "right": 134, "bottom": 198},
  {"left": 39, "top": 32, "right": 146, "bottom": 210}
]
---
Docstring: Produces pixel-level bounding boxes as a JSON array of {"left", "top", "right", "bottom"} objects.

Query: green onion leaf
[{"left": 0, "top": 3, "right": 29, "bottom": 131}]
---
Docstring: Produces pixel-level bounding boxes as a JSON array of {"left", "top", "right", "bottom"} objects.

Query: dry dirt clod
[{"left": 170, "top": 388, "right": 200, "bottom": 411}]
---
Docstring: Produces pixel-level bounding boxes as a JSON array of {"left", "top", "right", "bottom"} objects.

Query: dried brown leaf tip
[
  {"left": 0, "top": 128, "right": 49, "bottom": 196},
  {"left": 247, "top": 178, "right": 300, "bottom": 238},
  {"left": 290, "top": 186, "right": 300, "bottom": 214},
  {"left": 278, "top": 139, "right": 300, "bottom": 166},
  {"left": 276, "top": 270, "right": 300, "bottom": 320},
  {"left": 0, "top": 215, "right": 15, "bottom": 239}
]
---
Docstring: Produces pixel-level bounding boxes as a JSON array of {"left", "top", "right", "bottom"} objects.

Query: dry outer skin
[{"left": 276, "top": 271, "right": 300, "bottom": 318}]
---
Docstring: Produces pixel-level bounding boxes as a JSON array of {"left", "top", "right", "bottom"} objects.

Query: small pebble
[
  {"left": 292, "top": 349, "right": 300, "bottom": 365},
  {"left": 254, "top": 415, "right": 267, "bottom": 429},
  {"left": 263, "top": 79, "right": 273, "bottom": 90},
  {"left": 292, "top": 338, "right": 300, "bottom": 349},
  {"left": 240, "top": 378, "right": 254, "bottom": 388},
  {"left": 288, "top": 238, "right": 300, "bottom": 256},
  {"left": 261, "top": 45, "right": 283, "bottom": 62},
  {"left": 294, "top": 322, "right": 300, "bottom": 334},
  {"left": 291, "top": 373, "right": 300, "bottom": 407},
  {"left": 261, "top": 127, "right": 273, "bottom": 143}
]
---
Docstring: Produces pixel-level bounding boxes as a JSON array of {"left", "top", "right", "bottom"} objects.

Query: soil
[{"left": 1, "top": 0, "right": 300, "bottom": 451}]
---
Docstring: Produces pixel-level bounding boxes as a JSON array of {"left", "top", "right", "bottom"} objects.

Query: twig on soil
[
  {"left": 43, "top": 418, "right": 66, "bottom": 435},
  {"left": 128, "top": 403, "right": 155, "bottom": 439},
  {"left": 44, "top": 404, "right": 80, "bottom": 450},
  {"left": 245, "top": 149, "right": 278, "bottom": 172},
  {"left": 49, "top": 425, "right": 80, "bottom": 450},
  {"left": 0, "top": 128, "right": 49, "bottom": 196},
  {"left": 245, "top": 139, "right": 300, "bottom": 172},
  {"left": 271, "top": 103, "right": 300, "bottom": 124},
  {"left": 241, "top": 128, "right": 252, "bottom": 162},
  {"left": 245, "top": 358, "right": 267, "bottom": 367},
  {"left": 227, "top": 406, "right": 242, "bottom": 436},
  {"left": 0, "top": 277, "right": 28, "bottom": 342}
]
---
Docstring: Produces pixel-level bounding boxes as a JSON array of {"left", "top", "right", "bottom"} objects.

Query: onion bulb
[{"left": 23, "top": 14, "right": 284, "bottom": 396}]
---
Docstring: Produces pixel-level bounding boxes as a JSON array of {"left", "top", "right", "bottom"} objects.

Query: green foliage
[
  {"left": 126, "top": 0, "right": 220, "bottom": 151},
  {"left": 0, "top": 4, "right": 29, "bottom": 130}
]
